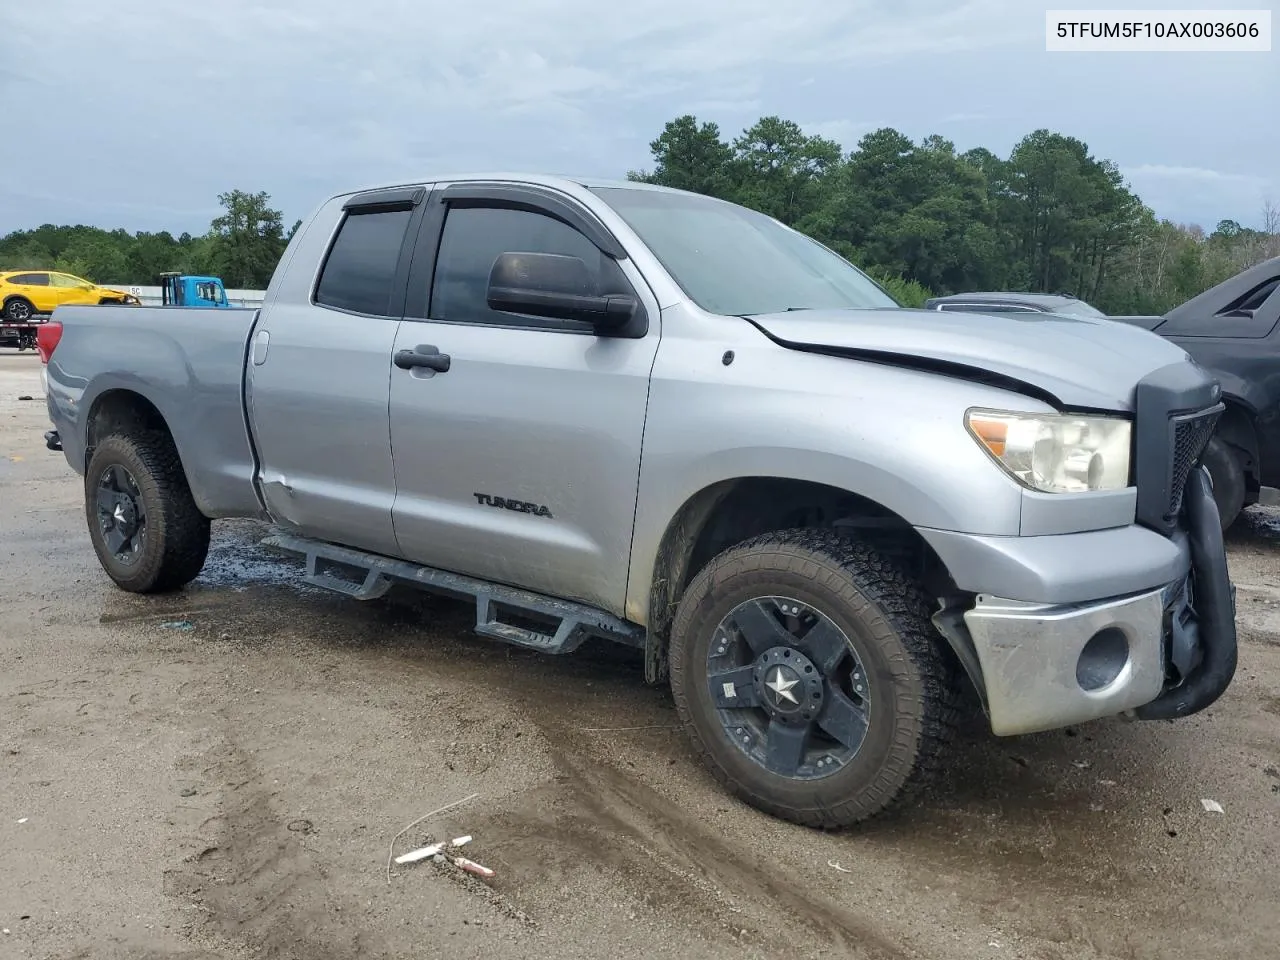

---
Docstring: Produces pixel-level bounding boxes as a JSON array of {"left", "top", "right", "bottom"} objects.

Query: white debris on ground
[{"left": 395, "top": 835, "right": 473, "bottom": 864}]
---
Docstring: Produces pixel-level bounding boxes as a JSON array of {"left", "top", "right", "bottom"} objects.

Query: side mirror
[{"left": 486, "top": 251, "right": 640, "bottom": 335}]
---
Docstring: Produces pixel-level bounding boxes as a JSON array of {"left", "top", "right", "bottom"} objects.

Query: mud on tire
[
  {"left": 668, "top": 528, "right": 963, "bottom": 828},
  {"left": 85, "top": 431, "right": 211, "bottom": 593}
]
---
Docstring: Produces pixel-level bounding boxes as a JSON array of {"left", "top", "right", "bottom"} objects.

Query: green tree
[
  {"left": 813, "top": 129, "right": 1003, "bottom": 293},
  {"left": 992, "top": 130, "right": 1146, "bottom": 300},
  {"left": 863, "top": 267, "right": 934, "bottom": 307},
  {"left": 627, "top": 115, "right": 735, "bottom": 199},
  {"left": 126, "top": 232, "right": 174, "bottom": 280},
  {"left": 206, "top": 189, "right": 289, "bottom": 288},
  {"left": 727, "top": 116, "right": 842, "bottom": 226},
  {"left": 54, "top": 235, "right": 131, "bottom": 282}
]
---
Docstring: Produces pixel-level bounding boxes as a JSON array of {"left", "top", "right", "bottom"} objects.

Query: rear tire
[
  {"left": 85, "top": 431, "right": 210, "bottom": 593},
  {"left": 668, "top": 528, "right": 962, "bottom": 828},
  {"left": 1201, "top": 436, "right": 1246, "bottom": 531}
]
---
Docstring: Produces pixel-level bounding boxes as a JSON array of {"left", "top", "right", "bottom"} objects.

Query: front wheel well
[
  {"left": 645, "top": 477, "right": 961, "bottom": 683},
  {"left": 1214, "top": 398, "right": 1261, "bottom": 495},
  {"left": 84, "top": 390, "right": 173, "bottom": 472}
]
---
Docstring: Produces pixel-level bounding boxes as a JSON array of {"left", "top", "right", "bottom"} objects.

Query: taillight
[{"left": 36, "top": 321, "right": 62, "bottom": 364}]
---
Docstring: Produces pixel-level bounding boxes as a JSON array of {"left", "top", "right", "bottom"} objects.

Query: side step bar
[{"left": 261, "top": 533, "right": 645, "bottom": 655}]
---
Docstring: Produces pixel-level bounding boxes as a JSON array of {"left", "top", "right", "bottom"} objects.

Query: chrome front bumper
[
  {"left": 964, "top": 586, "right": 1172, "bottom": 736},
  {"left": 959, "top": 467, "right": 1238, "bottom": 736}
]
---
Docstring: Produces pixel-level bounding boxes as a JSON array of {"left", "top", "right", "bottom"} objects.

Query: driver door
[
  {"left": 387, "top": 186, "right": 661, "bottom": 614},
  {"left": 49, "top": 273, "right": 97, "bottom": 307}
]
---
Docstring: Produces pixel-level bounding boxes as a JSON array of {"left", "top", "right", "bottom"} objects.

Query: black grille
[
  {"left": 1132, "top": 361, "right": 1224, "bottom": 536},
  {"left": 1169, "top": 410, "right": 1220, "bottom": 517}
]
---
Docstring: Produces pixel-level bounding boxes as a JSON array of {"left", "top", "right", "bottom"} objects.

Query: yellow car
[{"left": 0, "top": 270, "right": 140, "bottom": 322}]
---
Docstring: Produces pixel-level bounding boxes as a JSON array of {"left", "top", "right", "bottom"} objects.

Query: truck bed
[{"left": 45, "top": 304, "right": 265, "bottom": 519}]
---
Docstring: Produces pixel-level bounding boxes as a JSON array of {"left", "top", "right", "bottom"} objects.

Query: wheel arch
[
  {"left": 1214, "top": 394, "right": 1261, "bottom": 495},
  {"left": 80, "top": 389, "right": 207, "bottom": 517},
  {"left": 640, "top": 476, "right": 961, "bottom": 684},
  {"left": 3, "top": 293, "right": 35, "bottom": 312}
]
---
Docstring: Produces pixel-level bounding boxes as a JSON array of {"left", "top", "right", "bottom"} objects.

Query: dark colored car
[{"left": 927, "top": 257, "right": 1280, "bottom": 529}]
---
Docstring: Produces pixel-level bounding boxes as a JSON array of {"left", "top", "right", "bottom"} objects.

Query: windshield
[{"left": 591, "top": 186, "right": 899, "bottom": 316}]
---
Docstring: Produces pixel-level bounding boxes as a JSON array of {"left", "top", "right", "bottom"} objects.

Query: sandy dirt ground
[{"left": 1, "top": 350, "right": 1278, "bottom": 960}]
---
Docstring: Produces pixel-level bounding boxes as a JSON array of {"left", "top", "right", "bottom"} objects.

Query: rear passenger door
[
  {"left": 387, "top": 184, "right": 662, "bottom": 615},
  {"left": 245, "top": 186, "right": 426, "bottom": 558},
  {"left": 7, "top": 272, "right": 52, "bottom": 313}
]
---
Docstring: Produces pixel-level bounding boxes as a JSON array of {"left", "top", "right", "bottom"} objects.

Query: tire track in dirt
[
  {"left": 161, "top": 715, "right": 389, "bottom": 960},
  {"left": 465, "top": 730, "right": 911, "bottom": 959}
]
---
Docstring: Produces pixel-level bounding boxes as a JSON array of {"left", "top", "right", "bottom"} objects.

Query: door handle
[{"left": 393, "top": 346, "right": 451, "bottom": 373}]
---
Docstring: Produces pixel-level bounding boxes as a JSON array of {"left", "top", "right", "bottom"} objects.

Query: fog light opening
[{"left": 1076, "top": 627, "right": 1130, "bottom": 692}]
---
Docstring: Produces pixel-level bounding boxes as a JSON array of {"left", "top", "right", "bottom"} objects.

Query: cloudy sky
[{"left": 1, "top": 0, "right": 1275, "bottom": 235}]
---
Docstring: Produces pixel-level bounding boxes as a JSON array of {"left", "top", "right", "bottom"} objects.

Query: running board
[{"left": 260, "top": 533, "right": 645, "bottom": 655}]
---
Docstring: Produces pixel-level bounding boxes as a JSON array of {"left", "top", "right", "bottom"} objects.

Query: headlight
[{"left": 965, "top": 409, "right": 1131, "bottom": 493}]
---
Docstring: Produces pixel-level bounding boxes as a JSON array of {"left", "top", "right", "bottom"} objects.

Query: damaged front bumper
[{"left": 940, "top": 467, "right": 1238, "bottom": 737}]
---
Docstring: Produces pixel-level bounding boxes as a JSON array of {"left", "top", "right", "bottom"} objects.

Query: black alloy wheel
[
  {"left": 707, "top": 596, "right": 870, "bottom": 780},
  {"left": 95, "top": 463, "right": 149, "bottom": 564}
]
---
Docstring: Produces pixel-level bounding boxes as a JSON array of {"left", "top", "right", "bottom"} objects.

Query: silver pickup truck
[{"left": 41, "top": 174, "right": 1237, "bottom": 828}]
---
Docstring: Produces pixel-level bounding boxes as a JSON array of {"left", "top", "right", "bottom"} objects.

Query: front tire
[
  {"left": 669, "top": 529, "right": 962, "bottom": 828},
  {"left": 85, "top": 431, "right": 211, "bottom": 593}
]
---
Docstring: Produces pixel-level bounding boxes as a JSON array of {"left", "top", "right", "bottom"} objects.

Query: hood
[
  {"left": 747, "top": 307, "right": 1193, "bottom": 411},
  {"left": 97, "top": 285, "right": 140, "bottom": 302}
]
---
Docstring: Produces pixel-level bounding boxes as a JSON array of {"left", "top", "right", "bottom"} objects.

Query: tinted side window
[
  {"left": 9, "top": 273, "right": 49, "bottom": 286},
  {"left": 314, "top": 208, "right": 412, "bottom": 316},
  {"left": 430, "top": 205, "right": 630, "bottom": 327}
]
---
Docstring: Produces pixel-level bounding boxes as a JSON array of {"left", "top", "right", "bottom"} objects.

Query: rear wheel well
[
  {"left": 645, "top": 477, "right": 960, "bottom": 683},
  {"left": 84, "top": 390, "right": 173, "bottom": 472}
]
